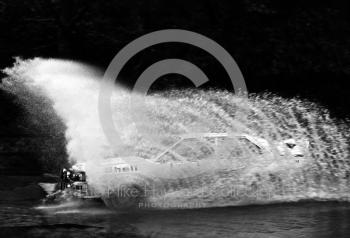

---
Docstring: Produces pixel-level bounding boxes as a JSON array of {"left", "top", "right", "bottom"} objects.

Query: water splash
[
  {"left": 2, "top": 58, "right": 112, "bottom": 164},
  {"left": 2, "top": 58, "right": 350, "bottom": 208}
]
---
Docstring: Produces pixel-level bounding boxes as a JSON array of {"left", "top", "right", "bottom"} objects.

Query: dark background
[{"left": 0, "top": 0, "right": 350, "bottom": 175}]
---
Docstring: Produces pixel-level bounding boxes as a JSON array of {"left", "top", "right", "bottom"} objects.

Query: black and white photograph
[{"left": 1, "top": 0, "right": 350, "bottom": 237}]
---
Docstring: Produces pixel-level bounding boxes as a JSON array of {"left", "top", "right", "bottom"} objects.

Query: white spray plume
[
  {"left": 4, "top": 58, "right": 350, "bottom": 208},
  {"left": 3, "top": 58, "right": 114, "bottom": 164}
]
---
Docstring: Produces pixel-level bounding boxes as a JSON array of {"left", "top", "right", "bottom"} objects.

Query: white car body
[{"left": 95, "top": 133, "right": 310, "bottom": 179}]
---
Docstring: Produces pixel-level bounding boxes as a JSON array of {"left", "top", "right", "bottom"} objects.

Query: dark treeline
[
  {"left": 0, "top": 0, "right": 350, "bottom": 174},
  {"left": 1, "top": 0, "right": 350, "bottom": 110}
]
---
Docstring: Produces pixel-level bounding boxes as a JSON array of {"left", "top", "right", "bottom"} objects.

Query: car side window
[{"left": 239, "top": 138, "right": 263, "bottom": 155}]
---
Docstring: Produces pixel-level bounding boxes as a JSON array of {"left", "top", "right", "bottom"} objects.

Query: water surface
[{"left": 1, "top": 201, "right": 350, "bottom": 237}]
